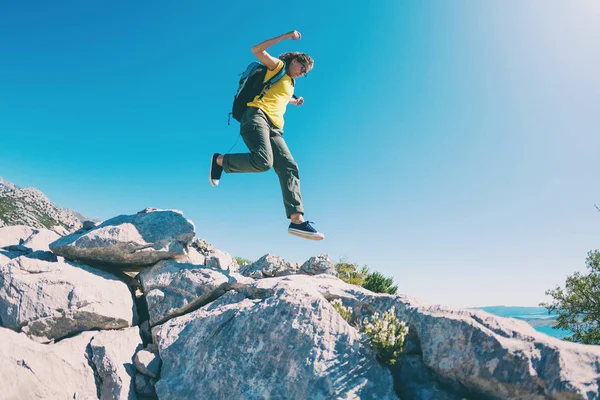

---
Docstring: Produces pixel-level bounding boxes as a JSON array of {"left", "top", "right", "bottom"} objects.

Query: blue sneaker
[
  {"left": 288, "top": 221, "right": 324, "bottom": 240},
  {"left": 209, "top": 153, "right": 223, "bottom": 187}
]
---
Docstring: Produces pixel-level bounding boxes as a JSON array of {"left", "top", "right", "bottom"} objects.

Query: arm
[
  {"left": 252, "top": 30, "right": 301, "bottom": 70},
  {"left": 289, "top": 96, "right": 304, "bottom": 106}
]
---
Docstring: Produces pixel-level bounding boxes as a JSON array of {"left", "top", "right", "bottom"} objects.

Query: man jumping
[{"left": 209, "top": 30, "right": 324, "bottom": 241}]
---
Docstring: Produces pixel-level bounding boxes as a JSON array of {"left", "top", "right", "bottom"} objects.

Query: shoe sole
[
  {"left": 208, "top": 155, "right": 220, "bottom": 187},
  {"left": 288, "top": 228, "right": 324, "bottom": 241}
]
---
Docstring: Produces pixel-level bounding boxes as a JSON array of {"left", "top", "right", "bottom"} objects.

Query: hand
[
  {"left": 294, "top": 97, "right": 304, "bottom": 106},
  {"left": 288, "top": 30, "right": 301, "bottom": 40}
]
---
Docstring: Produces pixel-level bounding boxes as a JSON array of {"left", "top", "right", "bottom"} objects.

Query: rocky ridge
[
  {"left": 0, "top": 208, "right": 599, "bottom": 399},
  {"left": 0, "top": 176, "right": 85, "bottom": 234}
]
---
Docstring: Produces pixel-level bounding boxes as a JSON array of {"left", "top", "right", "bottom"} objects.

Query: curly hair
[{"left": 279, "top": 51, "right": 314, "bottom": 71}]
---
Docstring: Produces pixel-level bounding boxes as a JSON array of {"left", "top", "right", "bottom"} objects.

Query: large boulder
[
  {"left": 0, "top": 226, "right": 60, "bottom": 251},
  {"left": 0, "top": 327, "right": 141, "bottom": 400},
  {"left": 139, "top": 260, "right": 253, "bottom": 326},
  {"left": 88, "top": 328, "right": 144, "bottom": 400},
  {"left": 182, "top": 238, "right": 239, "bottom": 271},
  {"left": 311, "top": 274, "right": 600, "bottom": 399},
  {"left": 300, "top": 253, "right": 337, "bottom": 276},
  {"left": 49, "top": 208, "right": 195, "bottom": 267},
  {"left": 152, "top": 276, "right": 398, "bottom": 400},
  {"left": 238, "top": 253, "right": 299, "bottom": 278},
  {"left": 0, "top": 255, "right": 137, "bottom": 342},
  {"left": 238, "top": 253, "right": 337, "bottom": 279}
]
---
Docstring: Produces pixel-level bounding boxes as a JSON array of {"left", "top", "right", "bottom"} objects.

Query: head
[{"left": 279, "top": 52, "right": 314, "bottom": 79}]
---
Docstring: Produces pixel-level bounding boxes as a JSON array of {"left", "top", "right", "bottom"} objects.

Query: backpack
[{"left": 229, "top": 61, "right": 289, "bottom": 124}]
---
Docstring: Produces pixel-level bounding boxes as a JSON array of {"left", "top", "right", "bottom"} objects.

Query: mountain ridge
[{"left": 0, "top": 176, "right": 87, "bottom": 234}]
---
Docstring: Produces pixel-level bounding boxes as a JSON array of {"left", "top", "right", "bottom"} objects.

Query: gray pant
[{"left": 222, "top": 107, "right": 304, "bottom": 218}]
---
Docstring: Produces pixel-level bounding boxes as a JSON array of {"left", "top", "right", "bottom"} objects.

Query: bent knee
[{"left": 252, "top": 156, "right": 273, "bottom": 172}]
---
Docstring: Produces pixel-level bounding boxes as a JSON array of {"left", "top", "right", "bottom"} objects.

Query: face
[{"left": 289, "top": 58, "right": 312, "bottom": 78}]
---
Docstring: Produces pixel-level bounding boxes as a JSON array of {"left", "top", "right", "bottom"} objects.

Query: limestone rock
[
  {"left": 187, "top": 238, "right": 238, "bottom": 271},
  {"left": 0, "top": 255, "right": 136, "bottom": 342},
  {"left": 139, "top": 260, "right": 253, "bottom": 326},
  {"left": 0, "top": 327, "right": 141, "bottom": 400},
  {"left": 238, "top": 253, "right": 299, "bottom": 278},
  {"left": 88, "top": 327, "right": 143, "bottom": 400},
  {"left": 49, "top": 209, "right": 195, "bottom": 267},
  {"left": 135, "top": 373, "right": 157, "bottom": 398},
  {"left": 152, "top": 276, "right": 398, "bottom": 400},
  {"left": 0, "top": 226, "right": 60, "bottom": 251},
  {"left": 300, "top": 253, "right": 337, "bottom": 276},
  {"left": 134, "top": 347, "right": 161, "bottom": 378},
  {"left": 310, "top": 274, "right": 600, "bottom": 399}
]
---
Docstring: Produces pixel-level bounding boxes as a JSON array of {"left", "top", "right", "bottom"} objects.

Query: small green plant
[
  {"left": 331, "top": 299, "right": 353, "bottom": 322},
  {"left": 363, "top": 271, "right": 398, "bottom": 295},
  {"left": 362, "top": 307, "right": 408, "bottom": 366},
  {"left": 334, "top": 259, "right": 398, "bottom": 295},
  {"left": 335, "top": 261, "right": 370, "bottom": 286},
  {"left": 329, "top": 299, "right": 407, "bottom": 366},
  {"left": 234, "top": 256, "right": 252, "bottom": 266}
]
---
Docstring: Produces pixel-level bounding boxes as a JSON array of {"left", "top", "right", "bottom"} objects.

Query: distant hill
[{"left": 0, "top": 177, "right": 90, "bottom": 234}]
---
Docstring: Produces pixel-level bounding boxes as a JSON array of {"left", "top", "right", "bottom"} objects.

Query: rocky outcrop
[
  {"left": 139, "top": 259, "right": 252, "bottom": 326},
  {"left": 0, "top": 177, "right": 84, "bottom": 233},
  {"left": 0, "top": 226, "right": 60, "bottom": 251},
  {"left": 0, "top": 326, "right": 141, "bottom": 400},
  {"left": 238, "top": 253, "right": 299, "bottom": 278},
  {"left": 312, "top": 274, "right": 600, "bottom": 399},
  {"left": 238, "top": 253, "right": 337, "bottom": 279},
  {"left": 186, "top": 238, "right": 239, "bottom": 271},
  {"left": 1, "top": 205, "right": 599, "bottom": 400},
  {"left": 153, "top": 277, "right": 398, "bottom": 400},
  {"left": 50, "top": 208, "right": 195, "bottom": 267},
  {"left": 0, "top": 251, "right": 137, "bottom": 343}
]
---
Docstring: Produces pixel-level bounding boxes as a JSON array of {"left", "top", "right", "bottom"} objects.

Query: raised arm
[{"left": 252, "top": 30, "right": 301, "bottom": 70}]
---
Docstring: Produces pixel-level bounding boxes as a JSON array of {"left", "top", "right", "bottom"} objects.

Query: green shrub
[
  {"left": 335, "top": 262, "right": 370, "bottom": 286},
  {"left": 329, "top": 299, "right": 407, "bottom": 366},
  {"left": 362, "top": 307, "right": 408, "bottom": 365},
  {"left": 234, "top": 257, "right": 252, "bottom": 266},
  {"left": 331, "top": 299, "right": 353, "bottom": 322},
  {"left": 335, "top": 260, "right": 398, "bottom": 295},
  {"left": 363, "top": 271, "right": 398, "bottom": 295}
]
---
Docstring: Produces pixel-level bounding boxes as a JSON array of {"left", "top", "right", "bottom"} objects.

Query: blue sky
[{"left": 1, "top": 1, "right": 598, "bottom": 308}]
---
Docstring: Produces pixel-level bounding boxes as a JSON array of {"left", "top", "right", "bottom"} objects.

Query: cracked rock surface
[
  {"left": 153, "top": 276, "right": 398, "bottom": 400},
  {"left": 0, "top": 254, "right": 136, "bottom": 342},
  {"left": 140, "top": 259, "right": 253, "bottom": 327},
  {"left": 49, "top": 209, "right": 195, "bottom": 267},
  {"left": 0, "top": 327, "right": 140, "bottom": 400}
]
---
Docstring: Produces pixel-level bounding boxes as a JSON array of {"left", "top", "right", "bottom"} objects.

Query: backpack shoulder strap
[
  {"left": 264, "top": 62, "right": 287, "bottom": 85},
  {"left": 258, "top": 61, "right": 288, "bottom": 99}
]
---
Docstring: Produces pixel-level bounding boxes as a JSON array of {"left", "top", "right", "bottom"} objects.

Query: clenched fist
[{"left": 288, "top": 30, "right": 302, "bottom": 40}]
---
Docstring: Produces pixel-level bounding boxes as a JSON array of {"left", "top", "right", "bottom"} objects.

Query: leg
[
  {"left": 223, "top": 108, "right": 273, "bottom": 173},
  {"left": 270, "top": 132, "right": 304, "bottom": 219}
]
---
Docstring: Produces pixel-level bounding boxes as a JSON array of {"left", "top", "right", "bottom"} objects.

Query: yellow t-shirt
[{"left": 247, "top": 60, "right": 294, "bottom": 129}]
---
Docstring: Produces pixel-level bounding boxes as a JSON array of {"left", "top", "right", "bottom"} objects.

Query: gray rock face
[
  {"left": 139, "top": 260, "right": 253, "bottom": 326},
  {"left": 49, "top": 209, "right": 195, "bottom": 267},
  {"left": 0, "top": 255, "right": 136, "bottom": 342},
  {"left": 0, "top": 327, "right": 141, "bottom": 400},
  {"left": 187, "top": 238, "right": 239, "bottom": 271},
  {"left": 135, "top": 373, "right": 158, "bottom": 398},
  {"left": 238, "top": 253, "right": 299, "bottom": 278},
  {"left": 311, "top": 274, "right": 600, "bottom": 400},
  {"left": 0, "top": 226, "right": 60, "bottom": 251},
  {"left": 300, "top": 253, "right": 337, "bottom": 276},
  {"left": 238, "top": 253, "right": 337, "bottom": 280},
  {"left": 134, "top": 347, "right": 161, "bottom": 378},
  {"left": 88, "top": 328, "right": 143, "bottom": 400},
  {"left": 0, "top": 178, "right": 84, "bottom": 233},
  {"left": 0, "top": 328, "right": 97, "bottom": 399},
  {"left": 153, "top": 276, "right": 398, "bottom": 400}
]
